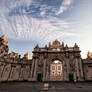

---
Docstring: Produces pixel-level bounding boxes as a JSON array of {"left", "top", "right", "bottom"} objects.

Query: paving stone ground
[{"left": 0, "top": 82, "right": 92, "bottom": 92}]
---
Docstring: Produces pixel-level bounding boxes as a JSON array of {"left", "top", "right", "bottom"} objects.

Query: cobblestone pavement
[{"left": 0, "top": 82, "right": 92, "bottom": 92}]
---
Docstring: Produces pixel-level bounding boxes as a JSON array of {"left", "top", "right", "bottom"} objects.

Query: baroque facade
[{"left": 0, "top": 35, "right": 92, "bottom": 82}]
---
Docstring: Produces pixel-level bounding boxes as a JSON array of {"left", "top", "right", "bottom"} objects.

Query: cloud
[
  {"left": 56, "top": 0, "right": 72, "bottom": 15},
  {"left": 7, "top": 0, "right": 72, "bottom": 17},
  {"left": 0, "top": 0, "right": 76, "bottom": 46},
  {"left": 0, "top": 15, "right": 76, "bottom": 45}
]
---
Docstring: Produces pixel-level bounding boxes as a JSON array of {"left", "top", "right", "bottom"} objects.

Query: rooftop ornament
[
  {"left": 52, "top": 40, "right": 60, "bottom": 49},
  {"left": 65, "top": 44, "right": 68, "bottom": 48},
  {"left": 74, "top": 43, "right": 78, "bottom": 48},
  {"left": 24, "top": 52, "right": 30, "bottom": 60},
  {"left": 61, "top": 41, "right": 64, "bottom": 47},
  {"left": 1, "top": 35, "right": 8, "bottom": 44},
  {"left": 87, "top": 51, "right": 92, "bottom": 58},
  {"left": 34, "top": 44, "right": 39, "bottom": 51}
]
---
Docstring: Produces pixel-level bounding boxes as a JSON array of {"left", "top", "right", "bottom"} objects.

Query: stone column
[
  {"left": 46, "top": 65, "right": 49, "bottom": 81},
  {"left": 33, "top": 58, "right": 38, "bottom": 80},
  {"left": 73, "top": 71, "right": 76, "bottom": 81},
  {"left": 79, "top": 59, "right": 84, "bottom": 80},
  {"left": 43, "top": 59, "right": 46, "bottom": 81},
  {"left": 30, "top": 59, "right": 35, "bottom": 78},
  {"left": 63, "top": 59, "right": 66, "bottom": 81},
  {"left": 66, "top": 58, "right": 70, "bottom": 81},
  {"left": 75, "top": 58, "right": 80, "bottom": 81}
]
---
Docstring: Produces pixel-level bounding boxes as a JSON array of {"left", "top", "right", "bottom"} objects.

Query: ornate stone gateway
[
  {"left": 31, "top": 40, "right": 84, "bottom": 82},
  {"left": 50, "top": 60, "right": 62, "bottom": 81}
]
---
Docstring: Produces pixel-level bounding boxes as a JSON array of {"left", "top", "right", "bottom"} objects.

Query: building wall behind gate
[{"left": 83, "top": 59, "right": 92, "bottom": 81}]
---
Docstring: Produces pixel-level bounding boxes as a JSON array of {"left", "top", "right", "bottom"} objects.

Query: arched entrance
[{"left": 50, "top": 60, "right": 63, "bottom": 81}]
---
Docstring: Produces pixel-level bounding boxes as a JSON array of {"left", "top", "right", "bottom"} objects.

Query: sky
[{"left": 0, "top": 0, "right": 92, "bottom": 58}]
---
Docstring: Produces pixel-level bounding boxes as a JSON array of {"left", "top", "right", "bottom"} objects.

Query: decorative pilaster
[
  {"left": 75, "top": 58, "right": 80, "bottom": 81},
  {"left": 30, "top": 59, "right": 35, "bottom": 78},
  {"left": 79, "top": 58, "right": 84, "bottom": 80},
  {"left": 63, "top": 58, "right": 66, "bottom": 81},
  {"left": 43, "top": 59, "right": 46, "bottom": 81},
  {"left": 46, "top": 65, "right": 49, "bottom": 81},
  {"left": 33, "top": 58, "right": 38, "bottom": 80},
  {"left": 66, "top": 58, "right": 70, "bottom": 81}
]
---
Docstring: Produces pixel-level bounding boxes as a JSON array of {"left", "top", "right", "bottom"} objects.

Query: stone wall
[
  {"left": 0, "top": 35, "right": 33, "bottom": 82},
  {"left": 83, "top": 58, "right": 92, "bottom": 81},
  {"left": 0, "top": 57, "right": 32, "bottom": 82}
]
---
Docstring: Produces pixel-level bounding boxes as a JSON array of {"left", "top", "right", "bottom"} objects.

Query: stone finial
[
  {"left": 24, "top": 52, "right": 30, "bottom": 60},
  {"left": 65, "top": 44, "right": 68, "bottom": 48},
  {"left": 87, "top": 51, "right": 92, "bottom": 58},
  {"left": 9, "top": 52, "right": 20, "bottom": 58},
  {"left": 1, "top": 35, "right": 8, "bottom": 44},
  {"left": 35, "top": 44, "right": 39, "bottom": 49},
  {"left": 53, "top": 39, "right": 60, "bottom": 49},
  {"left": 74, "top": 43, "right": 78, "bottom": 48},
  {"left": 45, "top": 45, "right": 47, "bottom": 48},
  {"left": 34, "top": 44, "right": 39, "bottom": 51},
  {"left": 62, "top": 41, "right": 64, "bottom": 47}
]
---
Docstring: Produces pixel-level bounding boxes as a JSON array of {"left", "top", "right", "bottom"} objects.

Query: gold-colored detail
[
  {"left": 1, "top": 35, "right": 8, "bottom": 44},
  {"left": 24, "top": 52, "right": 30, "bottom": 60},
  {"left": 9, "top": 52, "right": 20, "bottom": 58},
  {"left": 87, "top": 51, "right": 92, "bottom": 58},
  {"left": 52, "top": 40, "right": 60, "bottom": 49}
]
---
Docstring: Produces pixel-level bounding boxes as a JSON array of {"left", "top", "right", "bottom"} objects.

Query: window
[
  {"left": 58, "top": 66, "right": 61, "bottom": 70},
  {"left": 52, "top": 66, "right": 55, "bottom": 70}
]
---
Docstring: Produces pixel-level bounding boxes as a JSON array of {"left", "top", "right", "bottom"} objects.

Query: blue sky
[{"left": 0, "top": 0, "right": 92, "bottom": 58}]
